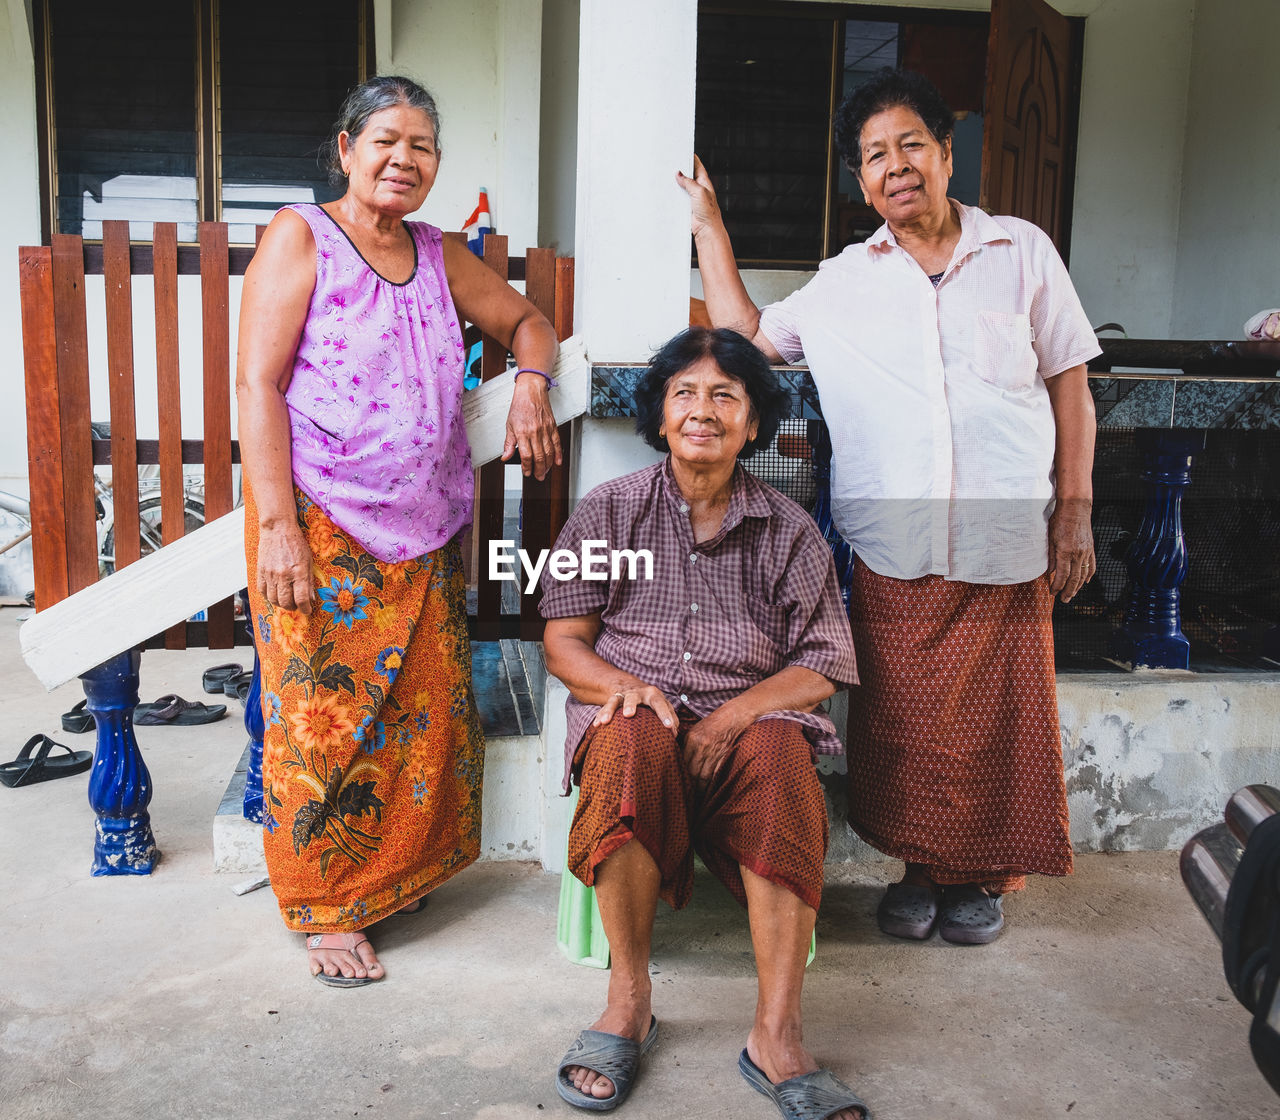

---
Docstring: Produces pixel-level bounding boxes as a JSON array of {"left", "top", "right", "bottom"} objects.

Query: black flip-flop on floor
[
  {"left": 202, "top": 662, "right": 244, "bottom": 694},
  {"left": 225, "top": 671, "right": 254, "bottom": 701},
  {"left": 395, "top": 895, "right": 429, "bottom": 916},
  {"left": 0, "top": 734, "right": 92, "bottom": 787},
  {"left": 134, "top": 694, "right": 228, "bottom": 726},
  {"left": 61, "top": 699, "right": 95, "bottom": 734}
]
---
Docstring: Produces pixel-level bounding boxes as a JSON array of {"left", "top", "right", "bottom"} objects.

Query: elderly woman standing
[
  {"left": 237, "top": 75, "right": 560, "bottom": 985},
  {"left": 543, "top": 328, "right": 866, "bottom": 1119},
  {"left": 680, "top": 68, "right": 1099, "bottom": 946}
]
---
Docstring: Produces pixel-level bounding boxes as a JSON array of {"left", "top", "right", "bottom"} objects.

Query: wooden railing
[{"left": 19, "top": 222, "right": 575, "bottom": 650}]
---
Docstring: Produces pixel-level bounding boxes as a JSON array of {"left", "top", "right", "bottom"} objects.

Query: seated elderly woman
[{"left": 540, "top": 327, "right": 867, "bottom": 1120}]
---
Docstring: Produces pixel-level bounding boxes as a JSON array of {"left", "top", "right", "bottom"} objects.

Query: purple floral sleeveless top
[{"left": 284, "top": 203, "right": 471, "bottom": 562}]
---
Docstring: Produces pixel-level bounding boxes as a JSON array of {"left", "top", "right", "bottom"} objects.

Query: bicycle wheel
[{"left": 103, "top": 496, "right": 205, "bottom": 574}]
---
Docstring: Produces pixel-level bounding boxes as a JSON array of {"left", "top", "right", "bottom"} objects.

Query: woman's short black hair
[
  {"left": 834, "top": 67, "right": 955, "bottom": 176},
  {"left": 634, "top": 327, "right": 790, "bottom": 460}
]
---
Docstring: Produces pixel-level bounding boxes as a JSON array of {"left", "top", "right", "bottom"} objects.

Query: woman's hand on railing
[{"left": 504, "top": 371, "right": 563, "bottom": 480}]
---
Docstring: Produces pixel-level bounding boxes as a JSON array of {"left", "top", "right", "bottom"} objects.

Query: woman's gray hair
[{"left": 323, "top": 75, "right": 442, "bottom": 184}]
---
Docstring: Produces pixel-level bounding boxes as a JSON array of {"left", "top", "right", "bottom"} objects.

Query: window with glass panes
[{"left": 38, "top": 0, "right": 371, "bottom": 244}]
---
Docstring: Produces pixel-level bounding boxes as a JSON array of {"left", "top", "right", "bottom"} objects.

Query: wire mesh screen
[
  {"left": 748, "top": 419, "right": 1280, "bottom": 670},
  {"left": 741, "top": 419, "right": 820, "bottom": 514}
]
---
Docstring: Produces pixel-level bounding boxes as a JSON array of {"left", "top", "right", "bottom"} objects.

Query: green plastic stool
[{"left": 555, "top": 794, "right": 816, "bottom": 969}]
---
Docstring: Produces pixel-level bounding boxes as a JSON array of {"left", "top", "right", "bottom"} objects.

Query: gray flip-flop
[
  {"left": 134, "top": 694, "right": 228, "bottom": 726},
  {"left": 938, "top": 885, "right": 1005, "bottom": 945},
  {"left": 739, "top": 1049, "right": 871, "bottom": 1120},
  {"left": 556, "top": 1016, "right": 658, "bottom": 1111},
  {"left": 875, "top": 882, "right": 939, "bottom": 940}
]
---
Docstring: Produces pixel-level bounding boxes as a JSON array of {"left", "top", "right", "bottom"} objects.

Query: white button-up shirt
[{"left": 759, "top": 202, "right": 1101, "bottom": 584}]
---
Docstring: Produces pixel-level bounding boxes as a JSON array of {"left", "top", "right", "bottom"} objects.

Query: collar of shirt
[
  {"left": 659, "top": 456, "right": 772, "bottom": 549},
  {"left": 865, "top": 200, "right": 1014, "bottom": 272}
]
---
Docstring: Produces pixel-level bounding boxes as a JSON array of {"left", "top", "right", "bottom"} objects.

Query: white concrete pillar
[
  {"left": 539, "top": 1, "right": 698, "bottom": 868},
  {"left": 572, "top": 0, "right": 697, "bottom": 362},
  {"left": 569, "top": 0, "right": 696, "bottom": 505}
]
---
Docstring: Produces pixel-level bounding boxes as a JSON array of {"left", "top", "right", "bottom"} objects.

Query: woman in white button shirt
[{"left": 679, "top": 67, "right": 1100, "bottom": 946}]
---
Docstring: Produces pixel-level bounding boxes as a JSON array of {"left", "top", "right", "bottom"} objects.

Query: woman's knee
[{"left": 580, "top": 707, "right": 681, "bottom": 780}]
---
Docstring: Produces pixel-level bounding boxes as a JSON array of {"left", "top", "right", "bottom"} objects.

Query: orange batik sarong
[
  {"left": 245, "top": 487, "right": 485, "bottom": 932},
  {"left": 845, "top": 559, "right": 1073, "bottom": 893}
]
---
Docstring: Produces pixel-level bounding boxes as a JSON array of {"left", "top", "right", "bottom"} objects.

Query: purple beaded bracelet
[{"left": 515, "top": 366, "right": 558, "bottom": 389}]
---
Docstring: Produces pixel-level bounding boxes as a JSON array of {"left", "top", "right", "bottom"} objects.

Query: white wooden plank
[{"left": 20, "top": 339, "right": 588, "bottom": 689}]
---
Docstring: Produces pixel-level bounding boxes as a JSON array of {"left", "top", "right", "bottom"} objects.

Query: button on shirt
[
  {"left": 539, "top": 459, "right": 857, "bottom": 793},
  {"left": 759, "top": 202, "right": 1102, "bottom": 584}
]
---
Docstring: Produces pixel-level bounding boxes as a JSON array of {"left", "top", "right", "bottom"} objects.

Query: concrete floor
[{"left": 1, "top": 606, "right": 1277, "bottom": 1120}]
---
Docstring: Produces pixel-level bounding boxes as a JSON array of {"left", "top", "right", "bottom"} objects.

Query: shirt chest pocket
[
  {"left": 975, "top": 309, "right": 1037, "bottom": 392},
  {"left": 741, "top": 593, "right": 789, "bottom": 669}
]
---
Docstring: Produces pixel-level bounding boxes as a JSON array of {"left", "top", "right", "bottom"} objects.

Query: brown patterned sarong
[
  {"left": 846, "top": 560, "right": 1072, "bottom": 893},
  {"left": 245, "top": 486, "right": 485, "bottom": 932},
  {"left": 568, "top": 708, "right": 828, "bottom": 912}
]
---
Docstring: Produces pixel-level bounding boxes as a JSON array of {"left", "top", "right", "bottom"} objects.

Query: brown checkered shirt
[{"left": 540, "top": 459, "right": 858, "bottom": 793}]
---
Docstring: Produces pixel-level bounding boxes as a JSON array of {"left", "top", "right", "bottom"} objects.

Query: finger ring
[{"left": 613, "top": 691, "right": 626, "bottom": 699}]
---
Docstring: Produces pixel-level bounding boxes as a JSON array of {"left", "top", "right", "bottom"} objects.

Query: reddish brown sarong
[
  {"left": 846, "top": 560, "right": 1072, "bottom": 893},
  {"left": 246, "top": 486, "right": 485, "bottom": 932},
  {"left": 568, "top": 708, "right": 828, "bottom": 912}
]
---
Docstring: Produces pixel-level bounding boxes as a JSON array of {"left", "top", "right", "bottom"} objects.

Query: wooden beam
[
  {"left": 50, "top": 234, "right": 99, "bottom": 596},
  {"left": 19, "top": 246, "right": 69, "bottom": 608},
  {"left": 200, "top": 222, "right": 235, "bottom": 647},
  {"left": 20, "top": 339, "right": 588, "bottom": 689},
  {"left": 103, "top": 222, "right": 141, "bottom": 570}
]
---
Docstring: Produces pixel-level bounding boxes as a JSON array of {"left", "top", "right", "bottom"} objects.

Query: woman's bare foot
[
  {"left": 563, "top": 991, "right": 653, "bottom": 1100},
  {"left": 746, "top": 1022, "right": 866, "bottom": 1120},
  {"left": 306, "top": 931, "right": 385, "bottom": 983}
]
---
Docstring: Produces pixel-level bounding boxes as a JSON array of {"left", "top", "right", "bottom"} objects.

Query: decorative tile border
[
  {"left": 590, "top": 363, "right": 1280, "bottom": 430},
  {"left": 590, "top": 365, "right": 824, "bottom": 421}
]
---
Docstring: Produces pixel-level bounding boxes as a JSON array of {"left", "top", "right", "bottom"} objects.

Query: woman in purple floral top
[{"left": 236, "top": 76, "right": 560, "bottom": 986}]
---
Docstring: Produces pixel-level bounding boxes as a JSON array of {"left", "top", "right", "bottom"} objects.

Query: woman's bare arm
[
  {"left": 1044, "top": 363, "right": 1097, "bottom": 603},
  {"left": 442, "top": 237, "right": 562, "bottom": 479},
  {"left": 682, "top": 665, "right": 835, "bottom": 784},
  {"left": 235, "top": 208, "right": 317, "bottom": 613},
  {"left": 543, "top": 615, "right": 678, "bottom": 729},
  {"left": 676, "top": 155, "right": 784, "bottom": 363}
]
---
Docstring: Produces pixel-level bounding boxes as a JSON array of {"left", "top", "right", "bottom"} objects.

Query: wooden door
[{"left": 980, "top": 0, "right": 1083, "bottom": 259}]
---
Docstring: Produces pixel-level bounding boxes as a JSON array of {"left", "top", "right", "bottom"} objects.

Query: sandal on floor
[
  {"left": 134, "top": 694, "right": 228, "bottom": 726},
  {"left": 228, "top": 674, "right": 254, "bottom": 703},
  {"left": 395, "top": 895, "right": 429, "bottom": 916},
  {"left": 876, "top": 882, "right": 938, "bottom": 940},
  {"left": 556, "top": 1016, "right": 658, "bottom": 1112},
  {"left": 202, "top": 662, "right": 244, "bottom": 694},
  {"left": 61, "top": 699, "right": 94, "bottom": 734},
  {"left": 0, "top": 734, "right": 92, "bottom": 787},
  {"left": 307, "top": 932, "right": 384, "bottom": 988},
  {"left": 739, "top": 1049, "right": 871, "bottom": 1120},
  {"left": 937, "top": 884, "right": 1005, "bottom": 945}
]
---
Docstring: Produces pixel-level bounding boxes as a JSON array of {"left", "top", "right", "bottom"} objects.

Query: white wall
[
  {"left": 1171, "top": 0, "right": 1280, "bottom": 338},
  {"left": 1069, "top": 0, "right": 1196, "bottom": 337},
  {"left": 538, "top": 0, "right": 579, "bottom": 252},
  {"left": 1, "top": 0, "right": 42, "bottom": 486},
  {"left": 387, "top": 0, "right": 543, "bottom": 252}
]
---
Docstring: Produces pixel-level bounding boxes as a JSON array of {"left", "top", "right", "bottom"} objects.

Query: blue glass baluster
[
  {"left": 1113, "top": 429, "right": 1204, "bottom": 669},
  {"left": 239, "top": 590, "right": 264, "bottom": 822},
  {"left": 81, "top": 649, "right": 160, "bottom": 875}
]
